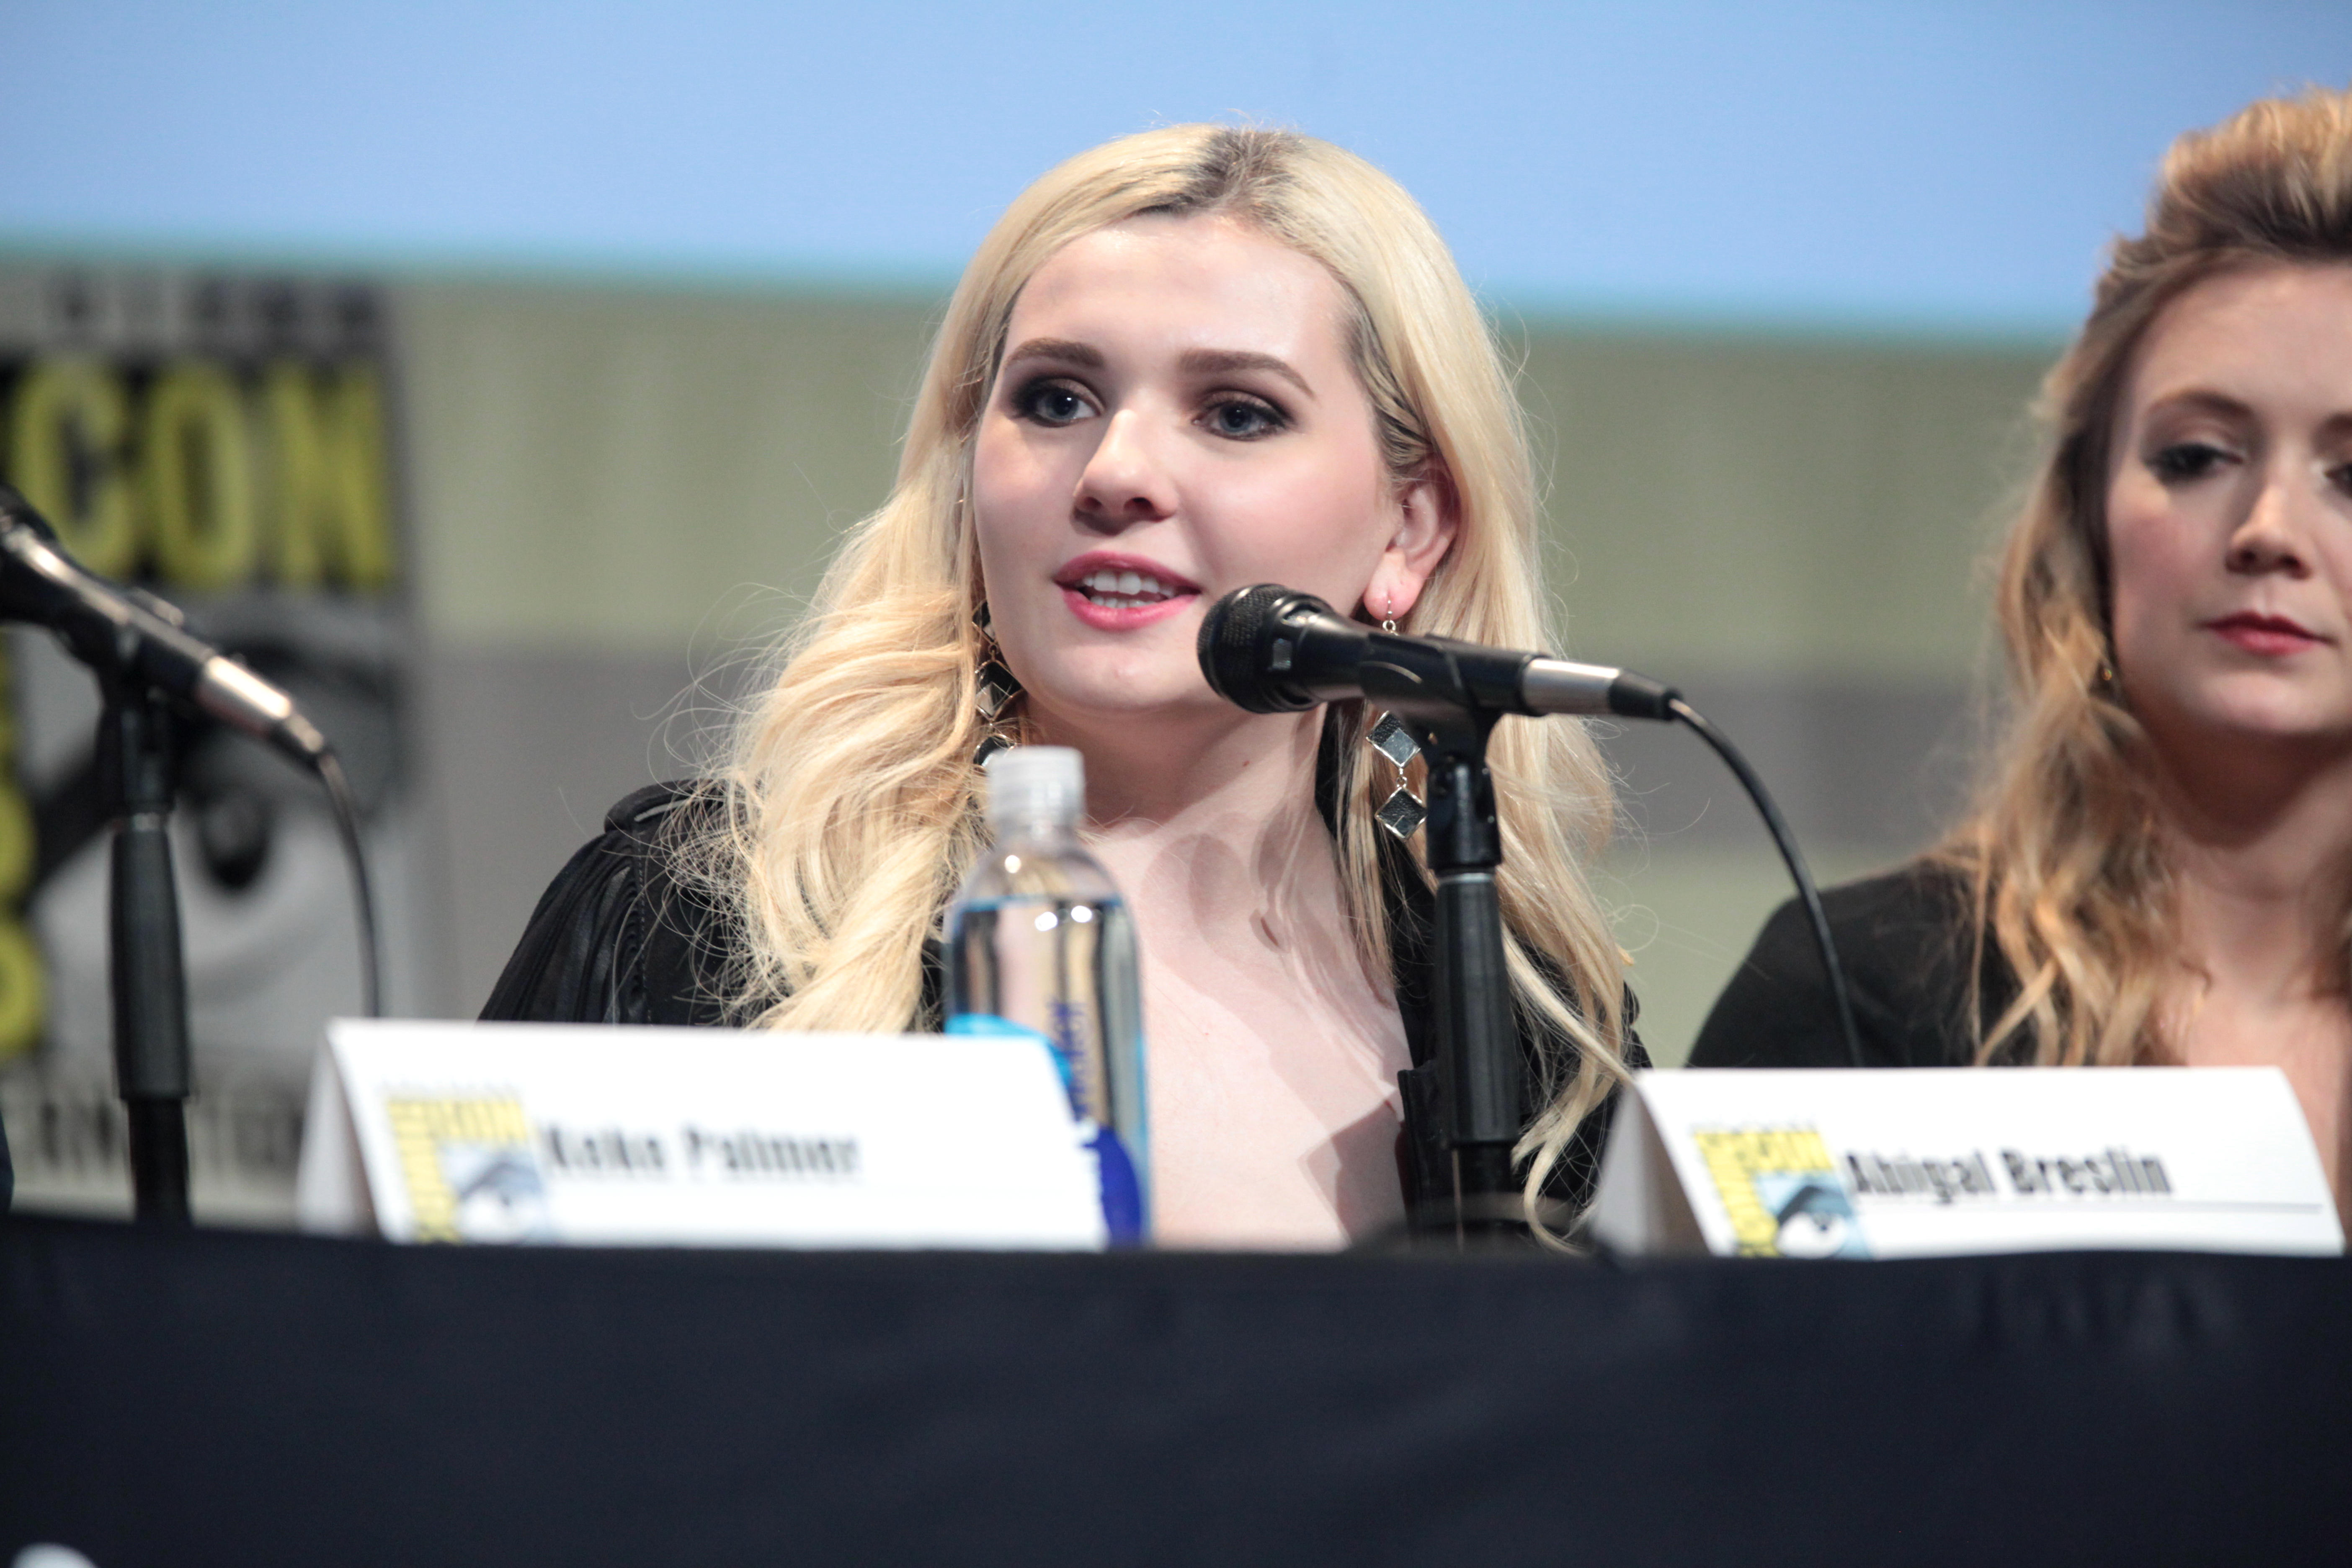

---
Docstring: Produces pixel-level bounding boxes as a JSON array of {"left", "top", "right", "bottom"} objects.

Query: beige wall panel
[
  {"left": 398, "top": 281, "right": 2055, "bottom": 682},
  {"left": 1520, "top": 330, "right": 2050, "bottom": 678},
  {"left": 400, "top": 281, "right": 938, "bottom": 650}
]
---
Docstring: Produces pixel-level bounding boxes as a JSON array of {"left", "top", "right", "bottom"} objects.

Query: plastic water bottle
[{"left": 945, "top": 746, "right": 1149, "bottom": 1243}]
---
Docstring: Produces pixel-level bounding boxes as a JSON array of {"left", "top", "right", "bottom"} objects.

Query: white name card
[
  {"left": 1591, "top": 1067, "right": 2342, "bottom": 1260},
  {"left": 296, "top": 1019, "right": 1104, "bottom": 1250}
]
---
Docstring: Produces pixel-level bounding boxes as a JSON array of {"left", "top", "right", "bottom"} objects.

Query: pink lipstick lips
[{"left": 1054, "top": 552, "right": 1200, "bottom": 631}]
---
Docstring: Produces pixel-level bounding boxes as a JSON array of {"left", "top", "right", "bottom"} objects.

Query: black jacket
[
  {"left": 1688, "top": 859, "right": 2019, "bottom": 1070},
  {"left": 481, "top": 780, "right": 1644, "bottom": 1219}
]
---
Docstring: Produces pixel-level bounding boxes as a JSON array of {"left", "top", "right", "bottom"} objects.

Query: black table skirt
[{"left": 1, "top": 1214, "right": 2343, "bottom": 1566}]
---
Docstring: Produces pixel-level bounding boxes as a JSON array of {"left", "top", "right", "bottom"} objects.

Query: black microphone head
[
  {"left": 0, "top": 482, "right": 57, "bottom": 542},
  {"left": 1198, "top": 583, "right": 1335, "bottom": 714},
  {"left": 0, "top": 482, "right": 75, "bottom": 628}
]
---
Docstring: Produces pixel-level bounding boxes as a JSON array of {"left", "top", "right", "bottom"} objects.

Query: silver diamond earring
[
  {"left": 1368, "top": 711, "right": 1425, "bottom": 840},
  {"left": 972, "top": 601, "right": 1021, "bottom": 765}
]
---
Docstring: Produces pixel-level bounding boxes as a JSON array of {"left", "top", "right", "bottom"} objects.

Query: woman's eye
[
  {"left": 1204, "top": 397, "right": 1284, "bottom": 440},
  {"left": 2149, "top": 441, "right": 2235, "bottom": 482},
  {"left": 2327, "top": 460, "right": 2352, "bottom": 500},
  {"left": 1014, "top": 380, "right": 1095, "bottom": 426}
]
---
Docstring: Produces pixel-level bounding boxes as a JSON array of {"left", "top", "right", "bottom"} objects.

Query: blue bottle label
[
  {"left": 1091, "top": 1125, "right": 1145, "bottom": 1248},
  {"left": 948, "top": 1011, "right": 1142, "bottom": 1245}
]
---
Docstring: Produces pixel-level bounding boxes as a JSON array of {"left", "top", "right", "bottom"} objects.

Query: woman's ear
[{"left": 1363, "top": 472, "right": 1459, "bottom": 622}]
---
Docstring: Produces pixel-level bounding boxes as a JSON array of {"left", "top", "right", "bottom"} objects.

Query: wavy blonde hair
[
  {"left": 697, "top": 124, "right": 1630, "bottom": 1204},
  {"left": 1946, "top": 88, "right": 2352, "bottom": 1065}
]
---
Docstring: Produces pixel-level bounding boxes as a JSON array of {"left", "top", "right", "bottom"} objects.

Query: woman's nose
[
  {"left": 2225, "top": 465, "right": 2316, "bottom": 577},
  {"left": 1073, "top": 409, "right": 1176, "bottom": 529}
]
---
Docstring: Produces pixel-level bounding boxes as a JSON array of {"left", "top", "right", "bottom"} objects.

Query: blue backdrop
[{"left": 0, "top": 0, "right": 2339, "bottom": 333}]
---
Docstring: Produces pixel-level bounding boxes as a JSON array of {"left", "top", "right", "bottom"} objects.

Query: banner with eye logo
[{"left": 0, "top": 267, "right": 432, "bottom": 1223}]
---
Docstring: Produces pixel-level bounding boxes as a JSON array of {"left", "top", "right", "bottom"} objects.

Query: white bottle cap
[{"left": 983, "top": 745, "right": 1084, "bottom": 828}]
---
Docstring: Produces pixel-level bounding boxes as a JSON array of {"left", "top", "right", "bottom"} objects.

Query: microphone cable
[
  {"left": 1661, "top": 696, "right": 1862, "bottom": 1069},
  {"left": 315, "top": 748, "right": 383, "bottom": 1020},
  {"left": 1196, "top": 583, "right": 1863, "bottom": 1068}
]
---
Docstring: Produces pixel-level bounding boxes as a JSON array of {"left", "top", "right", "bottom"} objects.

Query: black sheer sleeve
[
  {"left": 477, "top": 782, "right": 940, "bottom": 1030},
  {"left": 479, "top": 783, "right": 733, "bottom": 1027},
  {"left": 1687, "top": 860, "right": 1998, "bottom": 1070}
]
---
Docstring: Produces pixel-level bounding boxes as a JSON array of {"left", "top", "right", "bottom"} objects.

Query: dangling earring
[
  {"left": 972, "top": 600, "right": 1022, "bottom": 766},
  {"left": 1364, "top": 592, "right": 1424, "bottom": 838},
  {"left": 1367, "top": 711, "right": 1426, "bottom": 840}
]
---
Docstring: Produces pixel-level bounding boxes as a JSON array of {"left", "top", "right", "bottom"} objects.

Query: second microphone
[{"left": 1196, "top": 583, "right": 1679, "bottom": 722}]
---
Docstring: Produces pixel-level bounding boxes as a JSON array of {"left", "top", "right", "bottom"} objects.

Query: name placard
[
  {"left": 1590, "top": 1067, "right": 2342, "bottom": 1259},
  {"left": 296, "top": 1019, "right": 1104, "bottom": 1250}
]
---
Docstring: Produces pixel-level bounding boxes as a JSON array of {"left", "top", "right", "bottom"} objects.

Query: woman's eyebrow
[
  {"left": 2144, "top": 387, "right": 2254, "bottom": 423},
  {"left": 1179, "top": 347, "right": 1311, "bottom": 396},
  {"left": 1003, "top": 337, "right": 1103, "bottom": 369}
]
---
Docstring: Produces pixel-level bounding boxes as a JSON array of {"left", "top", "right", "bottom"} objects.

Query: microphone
[
  {"left": 1195, "top": 580, "right": 1867, "bottom": 1072},
  {"left": 0, "top": 484, "right": 328, "bottom": 763},
  {"left": 1197, "top": 583, "right": 1680, "bottom": 721}
]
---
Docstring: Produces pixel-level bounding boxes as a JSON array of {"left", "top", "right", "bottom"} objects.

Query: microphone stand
[
  {"left": 96, "top": 671, "right": 193, "bottom": 1225},
  {"left": 1359, "top": 633, "right": 1526, "bottom": 1246},
  {"left": 1199, "top": 582, "right": 1869, "bottom": 1249},
  {"left": 0, "top": 493, "right": 386, "bottom": 1224}
]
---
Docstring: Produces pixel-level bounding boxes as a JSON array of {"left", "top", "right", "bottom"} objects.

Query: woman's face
[
  {"left": 970, "top": 213, "right": 1452, "bottom": 731},
  {"left": 2105, "top": 263, "right": 2352, "bottom": 758}
]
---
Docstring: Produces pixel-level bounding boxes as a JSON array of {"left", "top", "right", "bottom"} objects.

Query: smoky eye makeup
[
  {"left": 2146, "top": 439, "right": 2236, "bottom": 483},
  {"left": 1199, "top": 393, "right": 1289, "bottom": 440},
  {"left": 2135, "top": 400, "right": 2251, "bottom": 485}
]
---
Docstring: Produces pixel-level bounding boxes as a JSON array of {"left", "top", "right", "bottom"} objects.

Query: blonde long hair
[
  {"left": 699, "top": 125, "right": 1630, "bottom": 1200},
  {"left": 1949, "top": 88, "right": 2352, "bottom": 1065}
]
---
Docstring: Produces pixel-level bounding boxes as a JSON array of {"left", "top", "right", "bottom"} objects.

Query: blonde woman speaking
[{"left": 485, "top": 126, "right": 1643, "bottom": 1249}]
